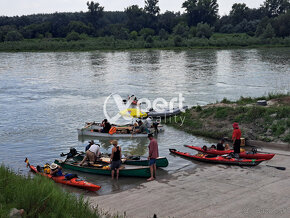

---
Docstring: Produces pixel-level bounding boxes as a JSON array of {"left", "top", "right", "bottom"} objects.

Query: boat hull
[
  {"left": 77, "top": 129, "right": 149, "bottom": 138},
  {"left": 29, "top": 165, "right": 101, "bottom": 191},
  {"left": 169, "top": 149, "right": 264, "bottom": 166},
  {"left": 72, "top": 153, "right": 168, "bottom": 168},
  {"left": 184, "top": 145, "right": 275, "bottom": 160},
  {"left": 55, "top": 160, "right": 151, "bottom": 178}
]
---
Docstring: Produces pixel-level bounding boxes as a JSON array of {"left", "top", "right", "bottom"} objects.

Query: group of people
[
  {"left": 77, "top": 133, "right": 159, "bottom": 181},
  {"left": 49, "top": 121, "right": 241, "bottom": 180},
  {"left": 203, "top": 122, "right": 242, "bottom": 155}
]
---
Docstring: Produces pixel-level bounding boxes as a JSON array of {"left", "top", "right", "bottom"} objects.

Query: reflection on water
[{"left": 0, "top": 48, "right": 289, "bottom": 195}]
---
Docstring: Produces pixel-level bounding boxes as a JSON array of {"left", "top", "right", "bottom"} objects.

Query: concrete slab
[{"left": 87, "top": 151, "right": 290, "bottom": 218}]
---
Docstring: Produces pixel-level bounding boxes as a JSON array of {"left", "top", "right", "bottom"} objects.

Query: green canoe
[
  {"left": 54, "top": 160, "right": 151, "bottom": 178},
  {"left": 72, "top": 153, "right": 168, "bottom": 168},
  {"left": 124, "top": 157, "right": 169, "bottom": 167}
]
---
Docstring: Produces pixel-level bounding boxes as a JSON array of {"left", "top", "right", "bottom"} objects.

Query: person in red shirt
[
  {"left": 232, "top": 122, "right": 242, "bottom": 154},
  {"left": 147, "top": 133, "right": 159, "bottom": 181}
]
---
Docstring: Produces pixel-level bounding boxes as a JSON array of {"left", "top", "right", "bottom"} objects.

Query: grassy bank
[
  {"left": 0, "top": 165, "right": 101, "bottom": 217},
  {"left": 166, "top": 93, "right": 290, "bottom": 143},
  {"left": 0, "top": 34, "right": 290, "bottom": 52}
]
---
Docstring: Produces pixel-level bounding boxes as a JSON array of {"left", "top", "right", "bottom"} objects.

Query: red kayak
[
  {"left": 169, "top": 149, "right": 265, "bottom": 166},
  {"left": 29, "top": 164, "right": 101, "bottom": 192},
  {"left": 184, "top": 145, "right": 275, "bottom": 160}
]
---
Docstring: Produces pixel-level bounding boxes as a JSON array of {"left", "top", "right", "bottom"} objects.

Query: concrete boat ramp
[{"left": 87, "top": 148, "right": 290, "bottom": 218}]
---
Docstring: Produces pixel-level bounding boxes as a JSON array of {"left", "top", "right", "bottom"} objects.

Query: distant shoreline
[{"left": 1, "top": 35, "right": 289, "bottom": 52}]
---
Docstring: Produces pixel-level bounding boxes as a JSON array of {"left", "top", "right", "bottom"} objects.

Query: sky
[{"left": 0, "top": 0, "right": 265, "bottom": 17}]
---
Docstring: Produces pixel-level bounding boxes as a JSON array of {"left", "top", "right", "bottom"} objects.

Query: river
[{"left": 0, "top": 48, "right": 289, "bottom": 195}]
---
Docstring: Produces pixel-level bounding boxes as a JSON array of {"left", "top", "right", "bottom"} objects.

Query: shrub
[
  {"left": 174, "top": 36, "right": 183, "bottom": 46},
  {"left": 5, "top": 30, "right": 24, "bottom": 41},
  {"left": 130, "top": 31, "right": 138, "bottom": 40},
  {"left": 66, "top": 31, "right": 81, "bottom": 41},
  {"left": 196, "top": 23, "right": 213, "bottom": 39}
]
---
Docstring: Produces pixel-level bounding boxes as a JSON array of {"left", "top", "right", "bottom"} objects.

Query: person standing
[
  {"left": 147, "top": 133, "right": 159, "bottom": 181},
  {"left": 110, "top": 140, "right": 122, "bottom": 180},
  {"left": 232, "top": 122, "right": 242, "bottom": 154}
]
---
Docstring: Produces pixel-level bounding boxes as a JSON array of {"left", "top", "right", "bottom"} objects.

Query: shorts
[
  {"left": 111, "top": 160, "right": 121, "bottom": 170},
  {"left": 149, "top": 158, "right": 156, "bottom": 166}
]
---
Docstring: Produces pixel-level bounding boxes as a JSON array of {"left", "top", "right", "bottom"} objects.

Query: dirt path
[{"left": 87, "top": 149, "right": 290, "bottom": 218}]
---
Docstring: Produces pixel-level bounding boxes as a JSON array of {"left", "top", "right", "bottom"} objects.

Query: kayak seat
[{"left": 205, "top": 155, "right": 218, "bottom": 158}]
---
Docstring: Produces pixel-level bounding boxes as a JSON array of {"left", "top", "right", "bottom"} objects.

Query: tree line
[{"left": 0, "top": 0, "right": 289, "bottom": 43}]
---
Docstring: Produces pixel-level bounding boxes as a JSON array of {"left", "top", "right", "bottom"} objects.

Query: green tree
[
  {"left": 125, "top": 5, "right": 146, "bottom": 31},
  {"left": 196, "top": 22, "right": 213, "bottom": 38},
  {"left": 158, "top": 11, "right": 179, "bottom": 33},
  {"left": 144, "top": 0, "right": 160, "bottom": 16},
  {"left": 5, "top": 30, "right": 24, "bottom": 41},
  {"left": 273, "top": 11, "right": 290, "bottom": 37},
  {"left": 262, "top": 23, "right": 276, "bottom": 38},
  {"left": 174, "top": 35, "right": 183, "bottom": 46},
  {"left": 66, "top": 31, "right": 81, "bottom": 41},
  {"left": 255, "top": 17, "right": 270, "bottom": 36},
  {"left": 87, "top": 1, "right": 104, "bottom": 27},
  {"left": 182, "top": 0, "right": 219, "bottom": 26},
  {"left": 139, "top": 28, "right": 155, "bottom": 39},
  {"left": 158, "top": 28, "right": 169, "bottom": 40},
  {"left": 68, "top": 21, "right": 92, "bottom": 35},
  {"left": 262, "top": 0, "right": 290, "bottom": 17},
  {"left": 229, "top": 3, "right": 249, "bottom": 25},
  {"left": 130, "top": 31, "right": 138, "bottom": 40},
  {"left": 173, "top": 22, "right": 189, "bottom": 37}
]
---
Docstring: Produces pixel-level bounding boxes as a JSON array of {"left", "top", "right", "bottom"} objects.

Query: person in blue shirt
[{"left": 50, "top": 163, "right": 63, "bottom": 177}]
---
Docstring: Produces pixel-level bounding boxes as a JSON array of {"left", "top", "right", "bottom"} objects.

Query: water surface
[{"left": 0, "top": 48, "right": 289, "bottom": 195}]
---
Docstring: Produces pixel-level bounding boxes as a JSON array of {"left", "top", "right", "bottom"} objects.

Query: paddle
[
  {"left": 265, "top": 165, "right": 286, "bottom": 170},
  {"left": 24, "top": 158, "right": 30, "bottom": 167}
]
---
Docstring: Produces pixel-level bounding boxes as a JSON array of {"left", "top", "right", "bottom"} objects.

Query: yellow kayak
[{"left": 119, "top": 108, "right": 147, "bottom": 118}]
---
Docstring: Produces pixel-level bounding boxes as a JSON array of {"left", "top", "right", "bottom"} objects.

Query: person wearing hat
[
  {"left": 110, "top": 140, "right": 121, "bottom": 180},
  {"left": 80, "top": 142, "right": 101, "bottom": 166},
  {"left": 147, "top": 133, "right": 159, "bottom": 181},
  {"left": 50, "top": 163, "right": 63, "bottom": 177},
  {"left": 232, "top": 122, "right": 242, "bottom": 154}
]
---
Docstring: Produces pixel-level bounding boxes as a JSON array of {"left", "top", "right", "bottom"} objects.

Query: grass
[
  {"left": 0, "top": 165, "right": 101, "bottom": 218},
  {"left": 165, "top": 93, "right": 290, "bottom": 143},
  {"left": 0, "top": 35, "right": 290, "bottom": 52}
]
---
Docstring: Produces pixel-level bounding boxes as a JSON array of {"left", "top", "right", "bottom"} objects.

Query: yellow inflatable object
[{"left": 119, "top": 108, "right": 147, "bottom": 118}]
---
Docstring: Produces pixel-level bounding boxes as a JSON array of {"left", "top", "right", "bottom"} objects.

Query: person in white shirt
[{"left": 80, "top": 143, "right": 101, "bottom": 166}]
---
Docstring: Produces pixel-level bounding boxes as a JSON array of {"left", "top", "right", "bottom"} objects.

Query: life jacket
[
  {"left": 43, "top": 164, "right": 51, "bottom": 174},
  {"left": 109, "top": 126, "right": 117, "bottom": 135}
]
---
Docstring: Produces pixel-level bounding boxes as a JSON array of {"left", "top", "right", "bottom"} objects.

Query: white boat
[
  {"left": 147, "top": 106, "right": 188, "bottom": 118},
  {"left": 77, "top": 122, "right": 163, "bottom": 138},
  {"left": 77, "top": 129, "right": 149, "bottom": 138}
]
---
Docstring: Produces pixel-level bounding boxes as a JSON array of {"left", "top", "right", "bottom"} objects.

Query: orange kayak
[{"left": 29, "top": 165, "right": 101, "bottom": 192}]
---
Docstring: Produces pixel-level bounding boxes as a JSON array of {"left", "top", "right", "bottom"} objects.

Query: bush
[
  {"left": 159, "top": 28, "right": 169, "bottom": 40},
  {"left": 130, "top": 31, "right": 138, "bottom": 40},
  {"left": 174, "top": 35, "right": 183, "bottom": 46},
  {"left": 66, "top": 31, "right": 81, "bottom": 41},
  {"left": 5, "top": 30, "right": 24, "bottom": 41},
  {"left": 139, "top": 28, "right": 155, "bottom": 39},
  {"left": 196, "top": 23, "right": 213, "bottom": 39}
]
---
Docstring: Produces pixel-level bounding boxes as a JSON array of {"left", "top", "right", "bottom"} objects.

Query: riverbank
[
  {"left": 0, "top": 165, "right": 101, "bottom": 217},
  {"left": 0, "top": 34, "right": 290, "bottom": 52},
  {"left": 87, "top": 148, "right": 290, "bottom": 217},
  {"left": 165, "top": 93, "right": 290, "bottom": 144}
]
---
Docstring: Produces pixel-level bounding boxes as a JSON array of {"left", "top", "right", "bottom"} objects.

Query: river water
[{"left": 0, "top": 48, "right": 289, "bottom": 195}]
